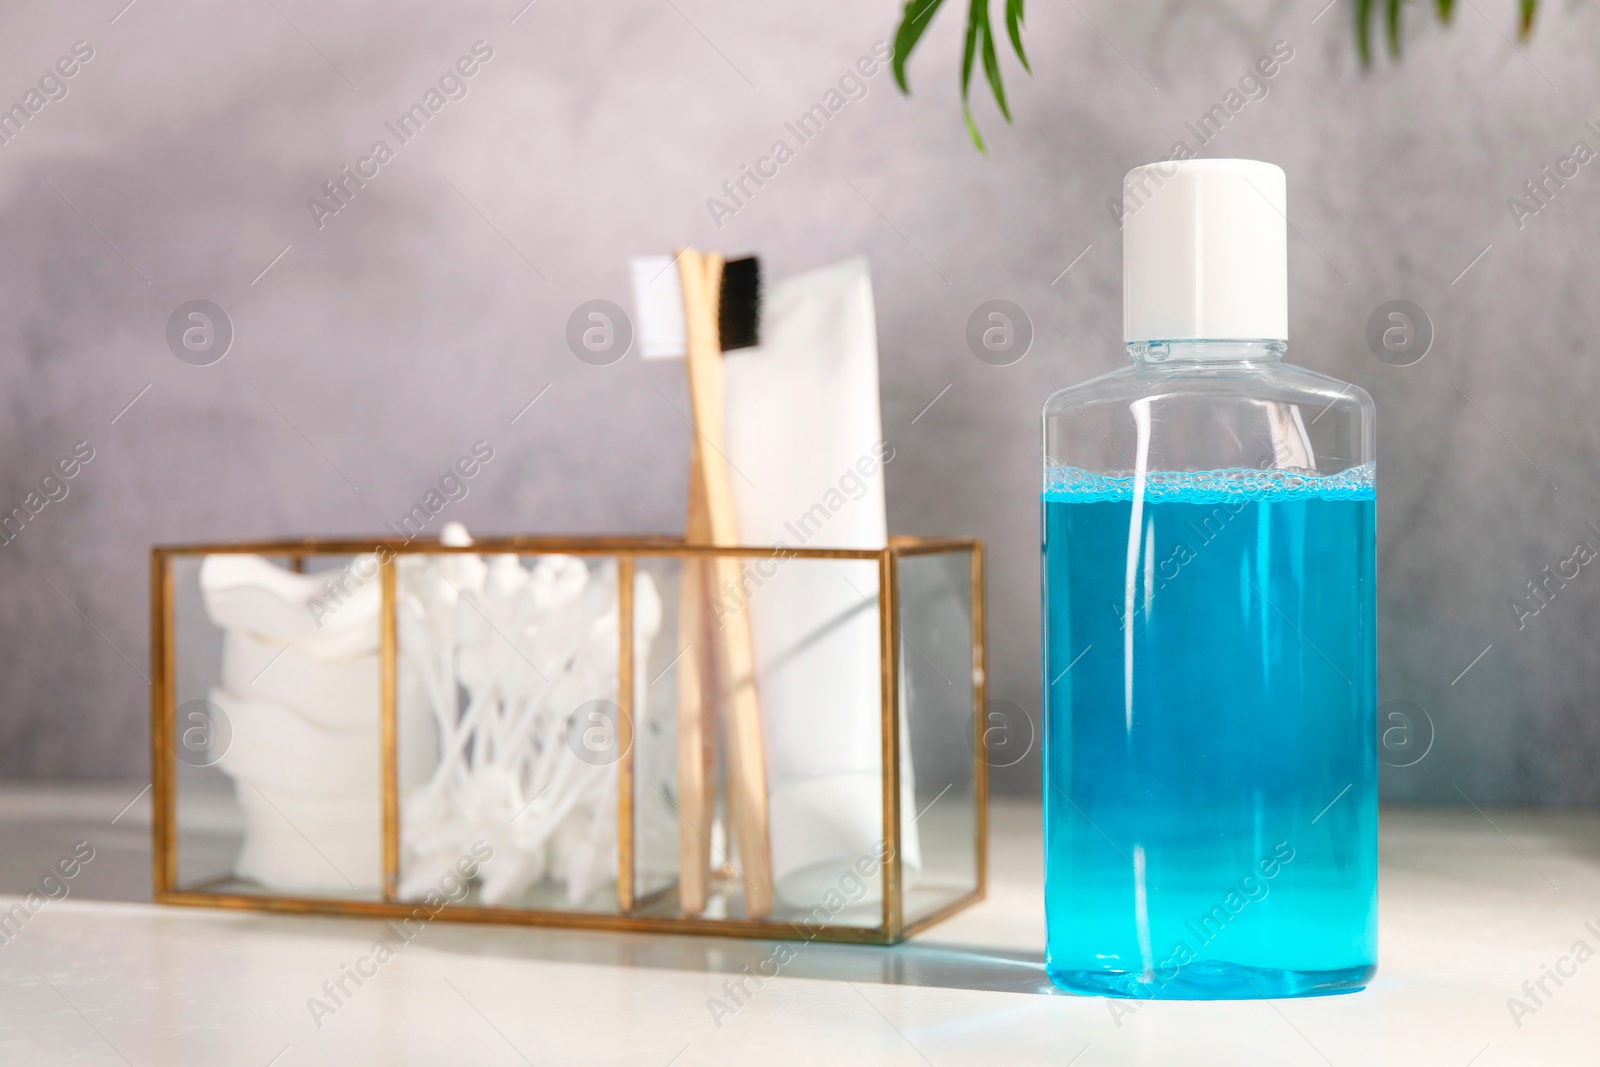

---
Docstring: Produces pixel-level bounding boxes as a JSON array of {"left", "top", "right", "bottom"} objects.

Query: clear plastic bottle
[{"left": 1041, "top": 159, "right": 1376, "bottom": 999}]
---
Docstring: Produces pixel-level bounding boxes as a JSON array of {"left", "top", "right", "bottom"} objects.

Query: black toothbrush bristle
[{"left": 719, "top": 256, "right": 761, "bottom": 351}]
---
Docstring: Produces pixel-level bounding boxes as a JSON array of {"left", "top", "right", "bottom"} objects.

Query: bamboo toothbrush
[
  {"left": 674, "top": 447, "right": 718, "bottom": 915},
  {"left": 632, "top": 250, "right": 773, "bottom": 918}
]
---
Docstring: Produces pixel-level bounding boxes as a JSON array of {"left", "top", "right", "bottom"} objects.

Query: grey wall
[{"left": 0, "top": 0, "right": 1595, "bottom": 802}]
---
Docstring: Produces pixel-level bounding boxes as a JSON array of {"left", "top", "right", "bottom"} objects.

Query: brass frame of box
[{"left": 150, "top": 536, "right": 988, "bottom": 945}]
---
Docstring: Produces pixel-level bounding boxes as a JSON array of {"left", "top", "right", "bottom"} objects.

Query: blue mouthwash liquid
[{"left": 1042, "top": 466, "right": 1377, "bottom": 999}]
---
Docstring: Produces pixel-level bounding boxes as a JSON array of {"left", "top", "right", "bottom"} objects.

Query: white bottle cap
[{"left": 1122, "top": 158, "right": 1288, "bottom": 343}]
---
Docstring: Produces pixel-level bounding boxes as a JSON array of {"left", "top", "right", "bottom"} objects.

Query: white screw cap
[{"left": 1122, "top": 158, "right": 1288, "bottom": 343}]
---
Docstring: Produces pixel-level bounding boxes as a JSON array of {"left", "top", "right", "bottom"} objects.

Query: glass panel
[
  {"left": 631, "top": 556, "right": 686, "bottom": 912},
  {"left": 896, "top": 549, "right": 980, "bottom": 925},
  {"left": 638, "top": 552, "right": 886, "bottom": 928},
  {"left": 394, "top": 552, "right": 630, "bottom": 913},
  {"left": 171, "top": 552, "right": 383, "bottom": 900},
  {"left": 754, "top": 555, "right": 885, "bottom": 929}
]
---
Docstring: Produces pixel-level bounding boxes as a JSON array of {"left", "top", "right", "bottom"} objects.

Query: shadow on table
[
  {"left": 225, "top": 909, "right": 1065, "bottom": 996},
  {"left": 451, "top": 927, "right": 1066, "bottom": 995}
]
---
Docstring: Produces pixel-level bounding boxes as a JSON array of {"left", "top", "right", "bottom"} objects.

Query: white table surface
[{"left": 0, "top": 785, "right": 1593, "bottom": 1065}]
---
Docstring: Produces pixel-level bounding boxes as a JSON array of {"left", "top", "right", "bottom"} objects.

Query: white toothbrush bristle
[{"left": 630, "top": 255, "right": 687, "bottom": 360}]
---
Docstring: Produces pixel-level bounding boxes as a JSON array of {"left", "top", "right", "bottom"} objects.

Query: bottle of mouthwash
[{"left": 1042, "top": 159, "right": 1376, "bottom": 999}]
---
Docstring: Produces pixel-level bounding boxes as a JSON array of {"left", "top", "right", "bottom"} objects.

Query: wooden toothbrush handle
[
  {"left": 675, "top": 452, "right": 717, "bottom": 915},
  {"left": 706, "top": 554, "right": 774, "bottom": 917},
  {"left": 677, "top": 248, "right": 775, "bottom": 919}
]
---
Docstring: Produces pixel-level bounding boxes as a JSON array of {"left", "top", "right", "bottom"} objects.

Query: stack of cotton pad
[{"left": 199, "top": 554, "right": 383, "bottom": 893}]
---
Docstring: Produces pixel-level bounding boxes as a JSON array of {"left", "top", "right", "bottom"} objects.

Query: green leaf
[
  {"left": 1356, "top": 0, "right": 1374, "bottom": 66},
  {"left": 892, "top": 0, "right": 947, "bottom": 94},
  {"left": 1006, "top": 0, "right": 1030, "bottom": 72},
  {"left": 1519, "top": 0, "right": 1538, "bottom": 41},
  {"left": 893, "top": 0, "right": 1029, "bottom": 152},
  {"left": 963, "top": 102, "right": 988, "bottom": 155},
  {"left": 980, "top": 6, "right": 1012, "bottom": 122},
  {"left": 961, "top": 0, "right": 982, "bottom": 102},
  {"left": 1386, "top": 0, "right": 1402, "bottom": 57},
  {"left": 1436, "top": 0, "right": 1455, "bottom": 21}
]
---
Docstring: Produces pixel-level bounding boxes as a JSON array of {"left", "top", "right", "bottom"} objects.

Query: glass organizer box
[{"left": 150, "top": 536, "right": 986, "bottom": 944}]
